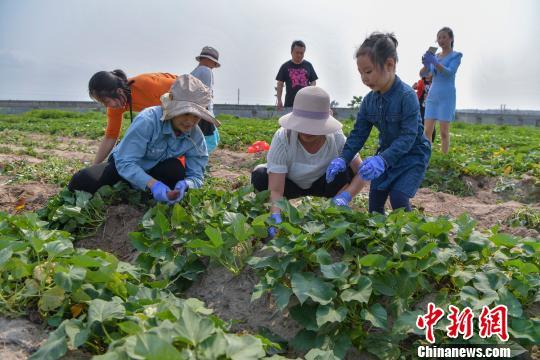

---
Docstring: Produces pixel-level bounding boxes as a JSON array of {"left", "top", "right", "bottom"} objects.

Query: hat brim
[
  {"left": 161, "top": 94, "right": 221, "bottom": 128},
  {"left": 278, "top": 112, "right": 342, "bottom": 135},
  {"left": 195, "top": 55, "right": 221, "bottom": 67}
]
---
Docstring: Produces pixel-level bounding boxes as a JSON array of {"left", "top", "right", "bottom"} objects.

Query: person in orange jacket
[{"left": 88, "top": 70, "right": 177, "bottom": 164}]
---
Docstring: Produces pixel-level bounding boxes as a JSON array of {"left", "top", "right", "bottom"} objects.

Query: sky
[{"left": 0, "top": 0, "right": 539, "bottom": 110}]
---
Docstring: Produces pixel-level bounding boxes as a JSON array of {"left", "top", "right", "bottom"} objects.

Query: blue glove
[
  {"left": 359, "top": 156, "right": 386, "bottom": 181},
  {"left": 169, "top": 180, "right": 188, "bottom": 203},
  {"left": 326, "top": 157, "right": 347, "bottom": 183},
  {"left": 423, "top": 52, "right": 438, "bottom": 67},
  {"left": 150, "top": 181, "right": 172, "bottom": 203},
  {"left": 268, "top": 213, "right": 282, "bottom": 239},
  {"left": 332, "top": 191, "right": 352, "bottom": 207}
]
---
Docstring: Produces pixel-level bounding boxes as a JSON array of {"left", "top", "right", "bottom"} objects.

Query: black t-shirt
[{"left": 276, "top": 60, "right": 318, "bottom": 107}]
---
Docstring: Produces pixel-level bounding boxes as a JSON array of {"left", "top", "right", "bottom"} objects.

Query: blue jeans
[{"left": 368, "top": 187, "right": 411, "bottom": 214}]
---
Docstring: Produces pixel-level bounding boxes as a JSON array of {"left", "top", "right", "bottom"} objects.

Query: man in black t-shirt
[{"left": 276, "top": 40, "right": 318, "bottom": 110}]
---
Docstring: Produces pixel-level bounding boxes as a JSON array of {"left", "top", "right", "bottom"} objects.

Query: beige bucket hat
[
  {"left": 195, "top": 46, "right": 221, "bottom": 67},
  {"left": 279, "top": 86, "right": 342, "bottom": 135},
  {"left": 160, "top": 74, "right": 220, "bottom": 127}
]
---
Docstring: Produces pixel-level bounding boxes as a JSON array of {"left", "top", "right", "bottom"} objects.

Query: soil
[
  {"left": 0, "top": 176, "right": 59, "bottom": 213},
  {"left": 75, "top": 204, "right": 144, "bottom": 262},
  {"left": 208, "top": 148, "right": 265, "bottom": 180},
  {"left": 185, "top": 262, "right": 302, "bottom": 343}
]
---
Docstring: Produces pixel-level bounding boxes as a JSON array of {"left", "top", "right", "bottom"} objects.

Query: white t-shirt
[{"left": 266, "top": 127, "right": 347, "bottom": 189}]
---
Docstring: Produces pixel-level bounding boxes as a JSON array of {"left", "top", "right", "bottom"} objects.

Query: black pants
[
  {"left": 369, "top": 187, "right": 411, "bottom": 214},
  {"left": 68, "top": 157, "right": 185, "bottom": 194},
  {"left": 251, "top": 166, "right": 353, "bottom": 199}
]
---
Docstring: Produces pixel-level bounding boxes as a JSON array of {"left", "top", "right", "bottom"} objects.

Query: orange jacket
[{"left": 105, "top": 73, "right": 177, "bottom": 138}]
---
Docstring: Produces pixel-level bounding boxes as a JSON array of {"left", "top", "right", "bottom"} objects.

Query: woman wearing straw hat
[
  {"left": 68, "top": 74, "right": 219, "bottom": 204},
  {"left": 251, "top": 86, "right": 367, "bottom": 237}
]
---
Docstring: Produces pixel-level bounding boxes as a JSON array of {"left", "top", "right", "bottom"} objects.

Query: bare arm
[
  {"left": 336, "top": 156, "right": 367, "bottom": 200},
  {"left": 93, "top": 136, "right": 118, "bottom": 164},
  {"left": 276, "top": 81, "right": 284, "bottom": 110},
  {"left": 268, "top": 172, "right": 286, "bottom": 213}
]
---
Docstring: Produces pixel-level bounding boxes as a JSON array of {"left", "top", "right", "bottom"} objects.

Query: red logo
[{"left": 416, "top": 304, "right": 509, "bottom": 343}]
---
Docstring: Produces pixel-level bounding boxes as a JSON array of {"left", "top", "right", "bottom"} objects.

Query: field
[{"left": 0, "top": 110, "right": 538, "bottom": 359}]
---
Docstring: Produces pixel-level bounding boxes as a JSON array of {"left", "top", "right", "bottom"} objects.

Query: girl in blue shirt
[{"left": 327, "top": 32, "right": 431, "bottom": 213}]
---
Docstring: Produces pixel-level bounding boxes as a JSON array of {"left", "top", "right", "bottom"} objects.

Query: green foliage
[
  {"left": 248, "top": 198, "right": 540, "bottom": 358},
  {"left": 37, "top": 183, "right": 145, "bottom": 238},
  {"left": 505, "top": 207, "right": 540, "bottom": 232}
]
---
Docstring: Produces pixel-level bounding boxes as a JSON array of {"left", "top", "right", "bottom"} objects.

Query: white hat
[
  {"left": 160, "top": 74, "right": 220, "bottom": 127},
  {"left": 278, "top": 86, "right": 342, "bottom": 135},
  {"left": 195, "top": 46, "right": 221, "bottom": 67}
]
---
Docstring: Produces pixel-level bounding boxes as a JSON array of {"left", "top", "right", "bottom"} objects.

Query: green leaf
[
  {"left": 272, "top": 283, "right": 293, "bottom": 311},
  {"left": 39, "top": 286, "right": 65, "bottom": 312},
  {"left": 29, "top": 325, "right": 67, "bottom": 360},
  {"left": 291, "top": 272, "right": 336, "bottom": 305},
  {"left": 340, "top": 276, "right": 372, "bottom": 304},
  {"left": 497, "top": 288, "right": 523, "bottom": 318},
  {"left": 133, "top": 334, "right": 183, "bottom": 360},
  {"left": 87, "top": 298, "right": 126, "bottom": 325},
  {"left": 410, "top": 242, "right": 437, "bottom": 259},
  {"left": 290, "top": 303, "right": 319, "bottom": 331},
  {"left": 392, "top": 310, "right": 424, "bottom": 335},
  {"left": 118, "top": 321, "right": 143, "bottom": 335},
  {"left": 54, "top": 267, "right": 86, "bottom": 292},
  {"left": 176, "top": 306, "right": 215, "bottom": 346},
  {"left": 320, "top": 262, "right": 350, "bottom": 279},
  {"left": 473, "top": 270, "right": 508, "bottom": 294},
  {"left": 305, "top": 348, "right": 340, "bottom": 360},
  {"left": 69, "top": 254, "right": 104, "bottom": 268},
  {"left": 224, "top": 334, "right": 266, "bottom": 360},
  {"left": 420, "top": 218, "right": 452, "bottom": 237},
  {"left": 314, "top": 248, "right": 332, "bottom": 265},
  {"left": 358, "top": 254, "right": 387, "bottom": 268},
  {"left": 171, "top": 204, "right": 190, "bottom": 227},
  {"left": 64, "top": 319, "right": 90, "bottom": 348},
  {"left": 316, "top": 305, "right": 347, "bottom": 327},
  {"left": 489, "top": 233, "right": 517, "bottom": 248},
  {"left": 509, "top": 318, "right": 539, "bottom": 343},
  {"left": 361, "top": 303, "right": 388, "bottom": 330},
  {"left": 503, "top": 259, "right": 539, "bottom": 274},
  {"left": 0, "top": 246, "right": 13, "bottom": 268},
  {"left": 205, "top": 226, "right": 224, "bottom": 247},
  {"left": 44, "top": 239, "right": 73, "bottom": 257}
]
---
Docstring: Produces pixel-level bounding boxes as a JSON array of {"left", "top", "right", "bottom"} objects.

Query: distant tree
[
  {"left": 348, "top": 95, "right": 363, "bottom": 109},
  {"left": 330, "top": 100, "right": 339, "bottom": 109}
]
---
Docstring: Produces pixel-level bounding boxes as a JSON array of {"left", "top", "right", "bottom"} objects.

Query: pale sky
[{"left": 1, "top": 0, "right": 539, "bottom": 110}]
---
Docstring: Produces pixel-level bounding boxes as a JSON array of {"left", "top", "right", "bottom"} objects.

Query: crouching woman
[
  {"left": 68, "top": 74, "right": 218, "bottom": 204},
  {"left": 251, "top": 86, "right": 367, "bottom": 236}
]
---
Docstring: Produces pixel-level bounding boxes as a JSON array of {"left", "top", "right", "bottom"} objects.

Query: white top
[{"left": 266, "top": 127, "right": 347, "bottom": 189}]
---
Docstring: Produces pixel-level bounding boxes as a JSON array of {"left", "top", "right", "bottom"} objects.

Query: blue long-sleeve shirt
[
  {"left": 341, "top": 76, "right": 431, "bottom": 196},
  {"left": 112, "top": 106, "right": 208, "bottom": 190}
]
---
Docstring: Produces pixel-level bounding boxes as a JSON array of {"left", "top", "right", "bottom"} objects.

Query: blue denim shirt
[
  {"left": 112, "top": 106, "right": 208, "bottom": 190},
  {"left": 341, "top": 76, "right": 431, "bottom": 196}
]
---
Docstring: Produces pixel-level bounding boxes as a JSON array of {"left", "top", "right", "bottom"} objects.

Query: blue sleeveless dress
[{"left": 424, "top": 51, "right": 463, "bottom": 122}]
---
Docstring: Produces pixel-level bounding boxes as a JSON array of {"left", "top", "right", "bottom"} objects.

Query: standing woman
[
  {"left": 89, "top": 70, "right": 177, "bottom": 164},
  {"left": 420, "top": 27, "right": 462, "bottom": 154}
]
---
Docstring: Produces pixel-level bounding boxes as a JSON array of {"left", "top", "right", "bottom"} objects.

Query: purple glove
[
  {"left": 268, "top": 212, "right": 282, "bottom": 239},
  {"left": 332, "top": 191, "right": 352, "bottom": 207},
  {"left": 423, "top": 52, "right": 439, "bottom": 67},
  {"left": 150, "top": 181, "right": 172, "bottom": 203},
  {"left": 326, "top": 157, "right": 347, "bottom": 183},
  {"left": 359, "top": 156, "right": 386, "bottom": 181},
  {"left": 169, "top": 180, "right": 188, "bottom": 203}
]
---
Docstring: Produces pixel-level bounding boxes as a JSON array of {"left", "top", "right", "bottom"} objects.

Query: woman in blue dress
[
  {"left": 326, "top": 32, "right": 431, "bottom": 213},
  {"left": 421, "top": 27, "right": 462, "bottom": 154}
]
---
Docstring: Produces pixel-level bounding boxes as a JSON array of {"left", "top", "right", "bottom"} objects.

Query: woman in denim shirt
[
  {"left": 69, "top": 74, "right": 217, "bottom": 204},
  {"left": 327, "top": 32, "right": 431, "bottom": 213}
]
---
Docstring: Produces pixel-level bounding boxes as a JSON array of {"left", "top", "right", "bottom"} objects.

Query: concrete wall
[{"left": 0, "top": 100, "right": 539, "bottom": 127}]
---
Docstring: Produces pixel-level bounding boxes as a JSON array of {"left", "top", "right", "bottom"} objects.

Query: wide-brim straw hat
[
  {"left": 160, "top": 74, "right": 220, "bottom": 127},
  {"left": 195, "top": 46, "right": 221, "bottom": 67},
  {"left": 279, "top": 86, "right": 342, "bottom": 135}
]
